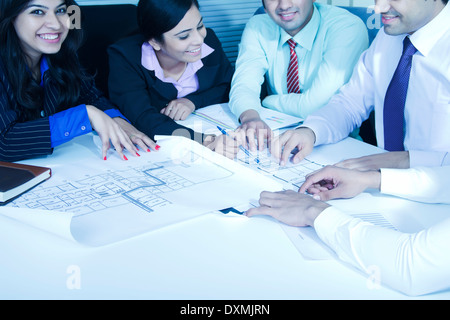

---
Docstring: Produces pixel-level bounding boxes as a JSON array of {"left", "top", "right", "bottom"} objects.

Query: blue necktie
[{"left": 383, "top": 36, "right": 417, "bottom": 151}]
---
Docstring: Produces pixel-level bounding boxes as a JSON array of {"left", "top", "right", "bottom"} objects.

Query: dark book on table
[{"left": 0, "top": 161, "right": 51, "bottom": 204}]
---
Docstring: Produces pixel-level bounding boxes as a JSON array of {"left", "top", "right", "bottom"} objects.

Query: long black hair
[
  {"left": 137, "top": 0, "right": 200, "bottom": 43},
  {"left": 0, "top": 0, "right": 87, "bottom": 121}
]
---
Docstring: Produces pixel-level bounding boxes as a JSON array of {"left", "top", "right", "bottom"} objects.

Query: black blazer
[
  {"left": 107, "top": 28, "right": 234, "bottom": 140},
  {"left": 0, "top": 57, "right": 116, "bottom": 162}
]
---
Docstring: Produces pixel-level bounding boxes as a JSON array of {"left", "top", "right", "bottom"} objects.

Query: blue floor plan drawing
[{"left": 9, "top": 155, "right": 233, "bottom": 216}]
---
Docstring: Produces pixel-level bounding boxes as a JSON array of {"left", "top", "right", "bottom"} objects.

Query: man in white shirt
[
  {"left": 273, "top": 0, "right": 450, "bottom": 169},
  {"left": 229, "top": 0, "right": 368, "bottom": 152},
  {"left": 246, "top": 165, "right": 450, "bottom": 296}
]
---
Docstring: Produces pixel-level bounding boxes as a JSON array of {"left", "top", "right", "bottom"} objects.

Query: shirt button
[
  {"left": 40, "top": 111, "right": 45, "bottom": 117},
  {"left": 81, "top": 126, "right": 86, "bottom": 131},
  {"left": 64, "top": 132, "right": 70, "bottom": 137}
]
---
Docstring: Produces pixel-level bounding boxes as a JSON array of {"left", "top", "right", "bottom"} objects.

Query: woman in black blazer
[
  {"left": 0, "top": 0, "right": 155, "bottom": 162},
  {"left": 108, "top": 0, "right": 238, "bottom": 159}
]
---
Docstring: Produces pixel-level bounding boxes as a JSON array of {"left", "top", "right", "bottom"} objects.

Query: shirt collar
[
  {"left": 141, "top": 42, "right": 214, "bottom": 81},
  {"left": 40, "top": 56, "right": 49, "bottom": 86},
  {"left": 409, "top": 3, "right": 449, "bottom": 57},
  {"left": 280, "top": 3, "right": 319, "bottom": 51}
]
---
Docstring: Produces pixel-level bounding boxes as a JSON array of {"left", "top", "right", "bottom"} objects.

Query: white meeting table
[{"left": 0, "top": 133, "right": 449, "bottom": 301}]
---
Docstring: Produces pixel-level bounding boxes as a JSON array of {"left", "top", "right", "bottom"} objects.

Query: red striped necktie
[{"left": 287, "top": 38, "right": 301, "bottom": 94}]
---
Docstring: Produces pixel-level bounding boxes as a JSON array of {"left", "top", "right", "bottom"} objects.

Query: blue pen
[{"left": 217, "top": 126, "right": 260, "bottom": 164}]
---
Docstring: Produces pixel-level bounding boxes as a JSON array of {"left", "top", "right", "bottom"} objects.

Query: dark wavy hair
[
  {"left": 0, "top": 0, "right": 87, "bottom": 121},
  {"left": 137, "top": 0, "right": 200, "bottom": 43}
]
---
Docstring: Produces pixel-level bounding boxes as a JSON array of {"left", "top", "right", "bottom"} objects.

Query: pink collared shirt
[{"left": 141, "top": 42, "right": 214, "bottom": 99}]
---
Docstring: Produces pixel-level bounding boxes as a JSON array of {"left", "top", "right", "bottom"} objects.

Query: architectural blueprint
[
  {"left": 8, "top": 156, "right": 233, "bottom": 216},
  {"left": 235, "top": 147, "right": 324, "bottom": 190},
  {"left": 178, "top": 104, "right": 324, "bottom": 190},
  {"left": 8, "top": 145, "right": 322, "bottom": 220},
  {"left": 177, "top": 103, "right": 303, "bottom": 135},
  {"left": 1, "top": 135, "right": 283, "bottom": 246}
]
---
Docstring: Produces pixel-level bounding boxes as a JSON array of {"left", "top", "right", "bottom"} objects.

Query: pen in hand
[{"left": 216, "top": 126, "right": 260, "bottom": 164}]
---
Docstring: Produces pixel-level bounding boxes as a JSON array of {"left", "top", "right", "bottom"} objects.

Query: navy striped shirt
[{"left": 0, "top": 56, "right": 124, "bottom": 162}]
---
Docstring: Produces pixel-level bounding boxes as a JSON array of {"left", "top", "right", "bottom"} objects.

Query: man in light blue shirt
[{"left": 229, "top": 0, "right": 368, "bottom": 151}]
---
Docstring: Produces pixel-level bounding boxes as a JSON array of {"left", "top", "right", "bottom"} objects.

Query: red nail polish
[
  {"left": 155, "top": 145, "right": 161, "bottom": 150},
  {"left": 147, "top": 149, "right": 151, "bottom": 152},
  {"left": 104, "top": 156, "right": 107, "bottom": 161},
  {"left": 124, "top": 155, "right": 128, "bottom": 161},
  {"left": 136, "top": 153, "right": 141, "bottom": 157}
]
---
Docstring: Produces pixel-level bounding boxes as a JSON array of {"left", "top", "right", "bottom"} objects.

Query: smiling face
[
  {"left": 374, "top": 0, "right": 446, "bottom": 35},
  {"left": 263, "top": 0, "right": 315, "bottom": 37},
  {"left": 13, "top": 0, "right": 69, "bottom": 67},
  {"left": 149, "top": 5, "right": 207, "bottom": 66}
]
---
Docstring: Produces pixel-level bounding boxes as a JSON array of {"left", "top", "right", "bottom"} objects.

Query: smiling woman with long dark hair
[
  {"left": 0, "top": 0, "right": 156, "bottom": 162},
  {"left": 107, "top": 0, "right": 238, "bottom": 159}
]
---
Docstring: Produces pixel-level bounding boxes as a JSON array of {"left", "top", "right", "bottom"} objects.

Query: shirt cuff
[
  {"left": 104, "top": 108, "right": 130, "bottom": 123},
  {"left": 313, "top": 206, "right": 354, "bottom": 246},
  {"left": 49, "top": 104, "right": 92, "bottom": 148},
  {"left": 379, "top": 167, "right": 440, "bottom": 202},
  {"left": 299, "top": 119, "right": 329, "bottom": 146},
  {"left": 379, "top": 168, "right": 400, "bottom": 196},
  {"left": 408, "top": 150, "right": 449, "bottom": 167}
]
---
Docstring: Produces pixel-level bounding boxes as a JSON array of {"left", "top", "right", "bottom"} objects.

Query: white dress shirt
[
  {"left": 229, "top": 3, "right": 368, "bottom": 119},
  {"left": 303, "top": 4, "right": 450, "bottom": 167},
  {"left": 315, "top": 166, "right": 450, "bottom": 296}
]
